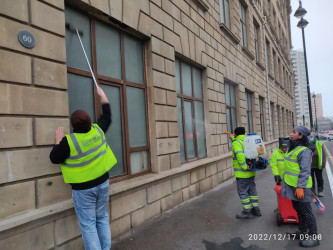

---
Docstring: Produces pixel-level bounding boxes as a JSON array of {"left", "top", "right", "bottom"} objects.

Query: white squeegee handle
[{"left": 75, "top": 28, "right": 99, "bottom": 89}]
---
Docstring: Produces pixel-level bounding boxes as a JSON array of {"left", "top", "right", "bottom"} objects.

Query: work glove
[
  {"left": 295, "top": 187, "right": 304, "bottom": 199},
  {"left": 274, "top": 175, "right": 282, "bottom": 185}
]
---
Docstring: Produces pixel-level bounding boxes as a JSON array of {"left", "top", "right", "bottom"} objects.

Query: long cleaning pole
[{"left": 75, "top": 28, "right": 99, "bottom": 89}]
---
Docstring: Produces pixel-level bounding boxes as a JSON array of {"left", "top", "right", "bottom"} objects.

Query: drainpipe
[{"left": 262, "top": 16, "right": 273, "bottom": 141}]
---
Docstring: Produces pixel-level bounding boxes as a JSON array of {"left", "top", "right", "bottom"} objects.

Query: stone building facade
[{"left": 0, "top": 0, "right": 294, "bottom": 248}]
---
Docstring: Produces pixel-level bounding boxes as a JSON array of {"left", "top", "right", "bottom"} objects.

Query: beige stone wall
[
  {"left": 0, "top": 0, "right": 69, "bottom": 216},
  {"left": 0, "top": 0, "right": 293, "bottom": 248}
]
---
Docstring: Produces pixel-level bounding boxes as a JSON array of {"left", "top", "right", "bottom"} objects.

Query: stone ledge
[
  {"left": 219, "top": 23, "right": 240, "bottom": 44},
  {"left": 110, "top": 151, "right": 233, "bottom": 195},
  {"left": 0, "top": 200, "right": 73, "bottom": 235},
  {"left": 195, "top": 0, "right": 209, "bottom": 12}
]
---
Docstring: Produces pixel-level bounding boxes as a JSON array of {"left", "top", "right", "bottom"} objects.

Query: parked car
[
  {"left": 319, "top": 133, "right": 333, "bottom": 141},
  {"left": 327, "top": 133, "right": 333, "bottom": 141}
]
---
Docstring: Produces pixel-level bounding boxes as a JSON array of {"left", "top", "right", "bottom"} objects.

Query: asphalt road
[{"left": 112, "top": 142, "right": 333, "bottom": 250}]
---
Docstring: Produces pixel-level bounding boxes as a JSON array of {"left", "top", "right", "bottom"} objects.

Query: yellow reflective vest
[
  {"left": 270, "top": 148, "right": 285, "bottom": 178},
  {"left": 315, "top": 140, "right": 323, "bottom": 170},
  {"left": 61, "top": 124, "right": 117, "bottom": 183},
  {"left": 283, "top": 146, "right": 312, "bottom": 188},
  {"left": 232, "top": 135, "right": 256, "bottom": 178}
]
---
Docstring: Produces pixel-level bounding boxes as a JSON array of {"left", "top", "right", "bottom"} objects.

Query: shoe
[
  {"left": 251, "top": 207, "right": 262, "bottom": 217},
  {"left": 299, "top": 237, "right": 320, "bottom": 247},
  {"left": 236, "top": 211, "right": 254, "bottom": 219},
  {"left": 286, "top": 230, "right": 306, "bottom": 240},
  {"left": 318, "top": 192, "right": 324, "bottom": 197}
]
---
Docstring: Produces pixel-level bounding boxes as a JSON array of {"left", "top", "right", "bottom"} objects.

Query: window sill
[
  {"left": 219, "top": 23, "right": 240, "bottom": 44},
  {"left": 256, "top": 61, "right": 265, "bottom": 71},
  {"left": 241, "top": 46, "right": 255, "bottom": 61},
  {"left": 268, "top": 73, "right": 274, "bottom": 81},
  {"left": 110, "top": 152, "right": 232, "bottom": 195},
  {"left": 195, "top": 0, "right": 209, "bottom": 11}
]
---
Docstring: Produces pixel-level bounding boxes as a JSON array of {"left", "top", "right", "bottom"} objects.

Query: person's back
[
  {"left": 231, "top": 127, "right": 260, "bottom": 219},
  {"left": 309, "top": 133, "right": 326, "bottom": 197},
  {"left": 50, "top": 87, "right": 116, "bottom": 249}
]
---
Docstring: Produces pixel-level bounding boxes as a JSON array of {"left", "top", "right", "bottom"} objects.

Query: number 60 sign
[{"left": 18, "top": 30, "right": 36, "bottom": 49}]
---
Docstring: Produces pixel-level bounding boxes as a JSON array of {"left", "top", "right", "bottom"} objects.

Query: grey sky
[{"left": 290, "top": 0, "right": 333, "bottom": 117}]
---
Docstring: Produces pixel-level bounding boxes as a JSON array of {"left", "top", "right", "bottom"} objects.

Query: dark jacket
[
  {"left": 311, "top": 140, "right": 326, "bottom": 169},
  {"left": 49, "top": 104, "right": 111, "bottom": 190}
]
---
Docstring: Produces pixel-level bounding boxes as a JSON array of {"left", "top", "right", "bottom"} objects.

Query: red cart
[{"left": 274, "top": 184, "right": 299, "bottom": 226}]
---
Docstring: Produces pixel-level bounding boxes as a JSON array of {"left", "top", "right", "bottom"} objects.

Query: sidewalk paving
[{"left": 112, "top": 160, "right": 333, "bottom": 250}]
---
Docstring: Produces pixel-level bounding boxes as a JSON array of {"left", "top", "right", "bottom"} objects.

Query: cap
[{"left": 278, "top": 137, "right": 289, "bottom": 148}]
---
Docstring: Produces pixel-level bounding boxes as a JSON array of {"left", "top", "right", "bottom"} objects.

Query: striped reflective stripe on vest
[
  {"left": 68, "top": 125, "right": 106, "bottom": 160},
  {"left": 233, "top": 140, "right": 244, "bottom": 160},
  {"left": 234, "top": 167, "right": 251, "bottom": 172},
  {"left": 284, "top": 147, "right": 304, "bottom": 163},
  {"left": 66, "top": 148, "right": 107, "bottom": 168},
  {"left": 284, "top": 171, "right": 299, "bottom": 177},
  {"left": 66, "top": 125, "right": 107, "bottom": 168},
  {"left": 277, "top": 159, "right": 284, "bottom": 162}
]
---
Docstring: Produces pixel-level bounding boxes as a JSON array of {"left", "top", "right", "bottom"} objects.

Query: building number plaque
[{"left": 18, "top": 30, "right": 36, "bottom": 49}]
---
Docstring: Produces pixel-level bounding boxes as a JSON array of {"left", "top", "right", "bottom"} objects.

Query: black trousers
[
  {"left": 311, "top": 168, "right": 324, "bottom": 192},
  {"left": 292, "top": 200, "right": 317, "bottom": 234}
]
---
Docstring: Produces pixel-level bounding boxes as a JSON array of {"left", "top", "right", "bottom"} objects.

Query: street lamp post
[
  {"left": 313, "top": 93, "right": 318, "bottom": 132},
  {"left": 294, "top": 0, "right": 313, "bottom": 130}
]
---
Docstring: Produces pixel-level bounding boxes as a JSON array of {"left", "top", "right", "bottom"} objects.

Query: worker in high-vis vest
[
  {"left": 309, "top": 132, "right": 326, "bottom": 197},
  {"left": 270, "top": 137, "right": 289, "bottom": 185},
  {"left": 281, "top": 126, "right": 320, "bottom": 248},
  {"left": 231, "top": 127, "right": 261, "bottom": 219},
  {"left": 50, "top": 86, "right": 116, "bottom": 250}
]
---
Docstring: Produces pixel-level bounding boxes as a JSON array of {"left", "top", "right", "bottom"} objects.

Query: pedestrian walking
[
  {"left": 270, "top": 137, "right": 289, "bottom": 185},
  {"left": 231, "top": 127, "right": 261, "bottom": 219},
  {"left": 309, "top": 132, "right": 326, "bottom": 197},
  {"left": 49, "top": 86, "right": 117, "bottom": 250},
  {"left": 282, "top": 126, "right": 320, "bottom": 247}
]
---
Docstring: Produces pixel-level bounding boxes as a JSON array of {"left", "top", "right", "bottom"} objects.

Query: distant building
[
  {"left": 311, "top": 93, "right": 323, "bottom": 119},
  {"left": 291, "top": 50, "right": 310, "bottom": 127},
  {"left": 317, "top": 118, "right": 332, "bottom": 131}
]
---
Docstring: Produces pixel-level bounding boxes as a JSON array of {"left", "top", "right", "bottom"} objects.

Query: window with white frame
[
  {"left": 176, "top": 59, "right": 206, "bottom": 162},
  {"left": 219, "top": 0, "right": 231, "bottom": 29},
  {"left": 240, "top": 1, "right": 247, "bottom": 47},
  {"left": 254, "top": 21, "right": 260, "bottom": 61},
  {"left": 225, "top": 81, "right": 237, "bottom": 147},
  {"left": 277, "top": 105, "right": 281, "bottom": 137},
  {"left": 259, "top": 97, "right": 266, "bottom": 140},
  {"left": 246, "top": 91, "right": 253, "bottom": 133},
  {"left": 266, "top": 40, "right": 271, "bottom": 74},
  {"left": 270, "top": 102, "right": 275, "bottom": 138}
]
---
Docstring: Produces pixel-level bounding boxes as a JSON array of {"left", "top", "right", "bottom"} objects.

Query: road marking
[{"left": 324, "top": 144, "right": 333, "bottom": 198}]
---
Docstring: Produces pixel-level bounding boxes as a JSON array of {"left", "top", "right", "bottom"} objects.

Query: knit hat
[
  {"left": 278, "top": 137, "right": 289, "bottom": 148},
  {"left": 70, "top": 110, "right": 92, "bottom": 133},
  {"left": 294, "top": 125, "right": 311, "bottom": 137},
  {"left": 234, "top": 127, "right": 245, "bottom": 136}
]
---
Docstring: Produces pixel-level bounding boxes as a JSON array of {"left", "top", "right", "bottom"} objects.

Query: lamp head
[
  {"left": 294, "top": 6, "right": 307, "bottom": 19},
  {"left": 297, "top": 18, "right": 309, "bottom": 29}
]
